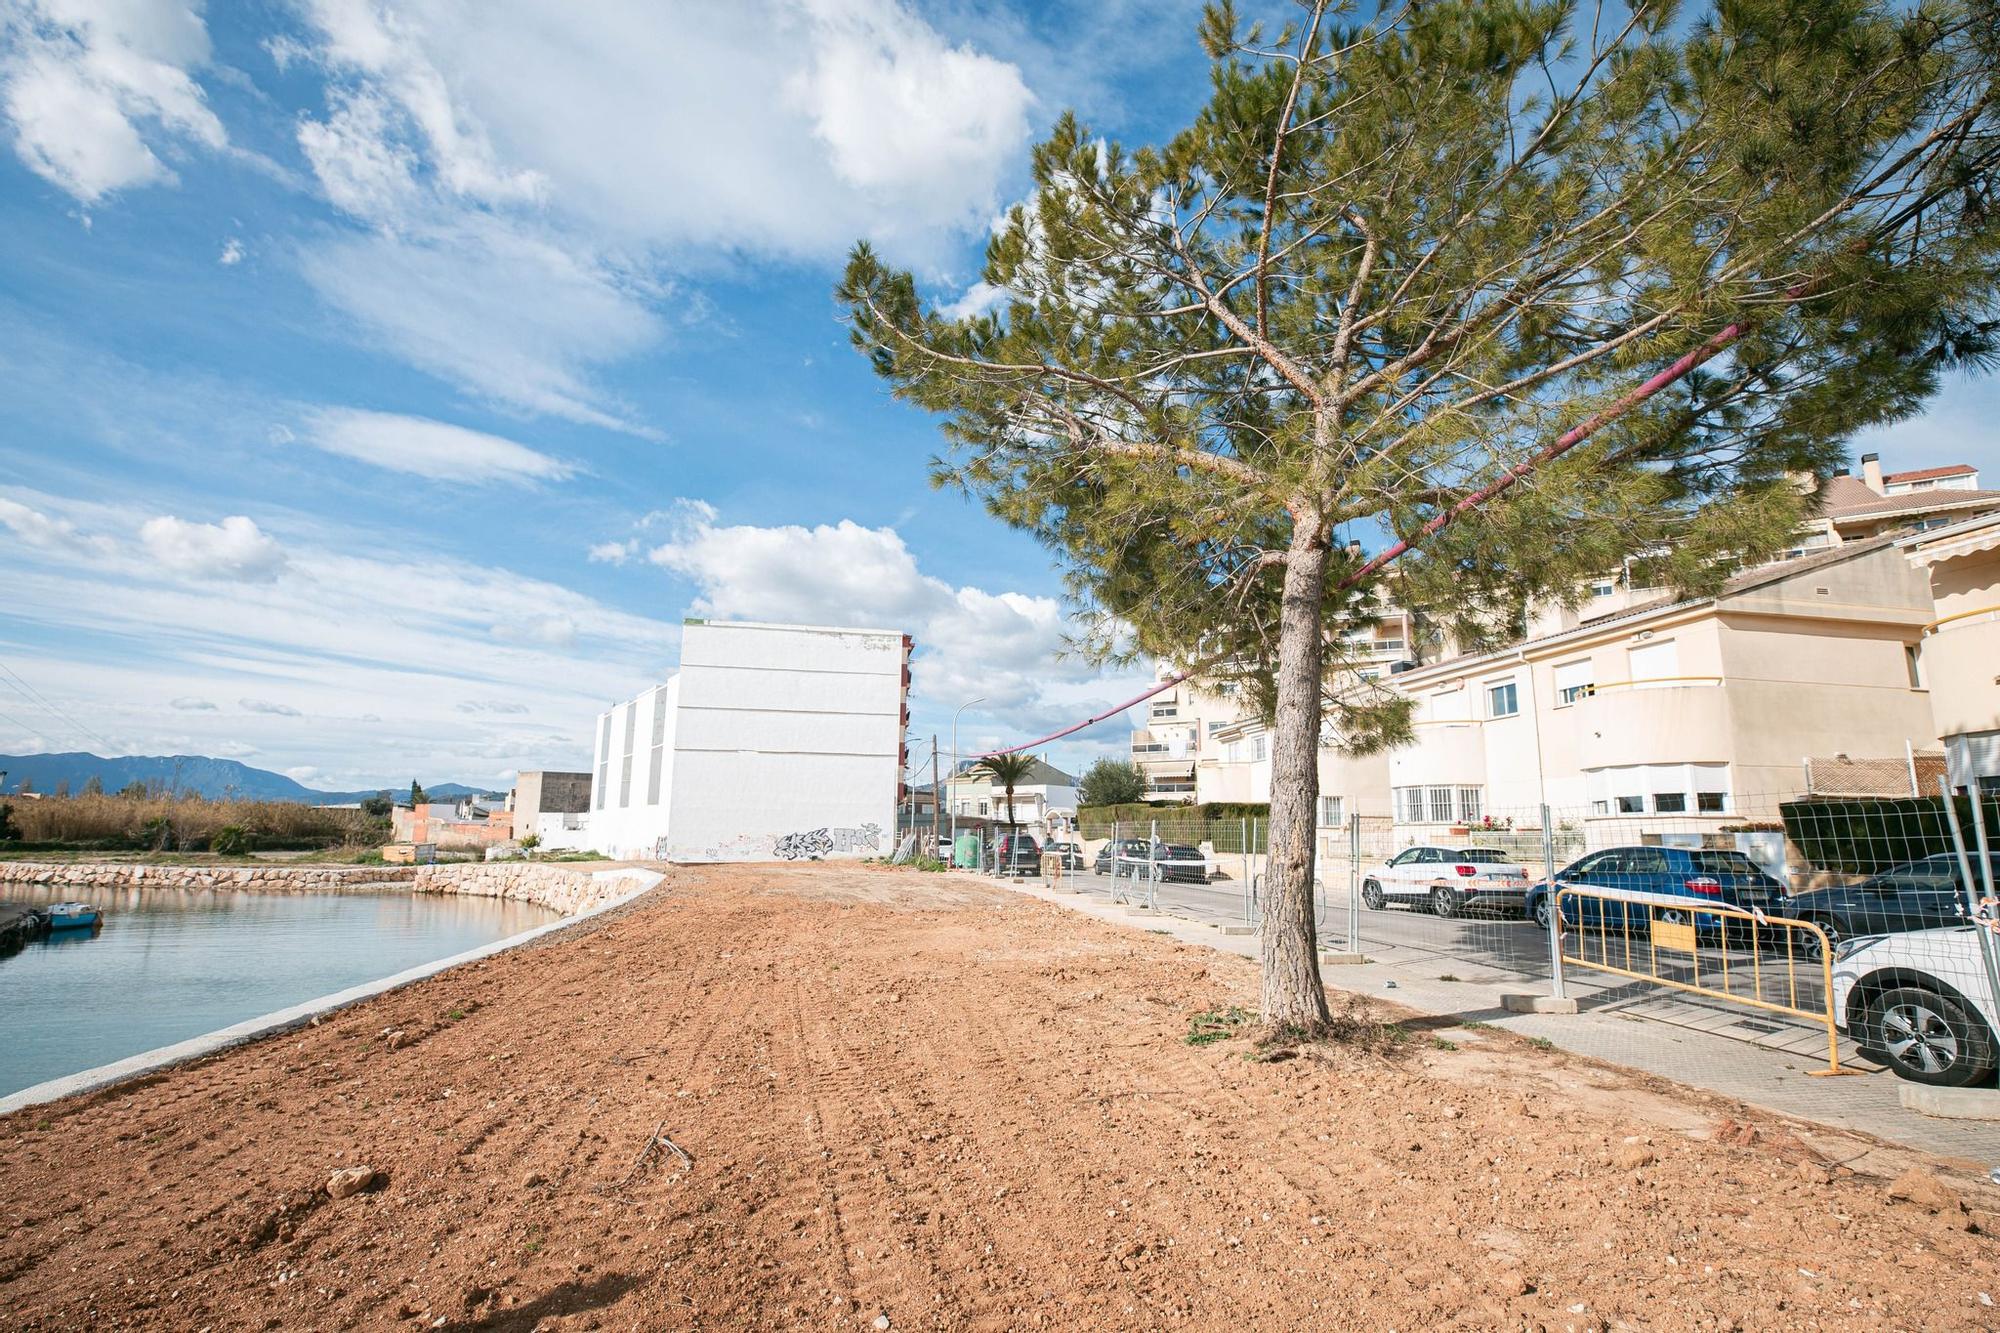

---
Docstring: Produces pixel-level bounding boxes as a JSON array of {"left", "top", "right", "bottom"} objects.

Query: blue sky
[{"left": 2, "top": 1, "right": 1996, "bottom": 792}]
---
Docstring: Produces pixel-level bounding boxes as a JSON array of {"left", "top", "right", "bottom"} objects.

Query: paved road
[{"left": 1039, "top": 866, "right": 1841, "bottom": 1059}]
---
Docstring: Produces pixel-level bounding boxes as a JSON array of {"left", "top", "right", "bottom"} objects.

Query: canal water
[{"left": 0, "top": 883, "right": 557, "bottom": 1100}]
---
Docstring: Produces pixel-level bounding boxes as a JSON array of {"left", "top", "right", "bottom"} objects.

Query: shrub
[
  {"left": 0, "top": 801, "right": 17, "bottom": 842},
  {"left": 1781, "top": 796, "right": 2000, "bottom": 875},
  {"left": 518, "top": 832, "right": 541, "bottom": 850},
  {"left": 4, "top": 793, "right": 375, "bottom": 852},
  {"left": 211, "top": 825, "right": 251, "bottom": 856}
]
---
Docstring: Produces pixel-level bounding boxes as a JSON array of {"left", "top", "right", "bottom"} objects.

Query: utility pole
[{"left": 930, "top": 736, "right": 941, "bottom": 854}]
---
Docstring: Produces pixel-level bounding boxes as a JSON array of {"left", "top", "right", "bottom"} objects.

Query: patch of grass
[
  {"left": 445, "top": 1008, "right": 466, "bottom": 1022},
  {"left": 1430, "top": 1036, "right": 1459, "bottom": 1052},
  {"left": 1185, "top": 1006, "right": 1254, "bottom": 1046},
  {"left": 1525, "top": 1036, "right": 1556, "bottom": 1051},
  {"left": 1461, "top": 1020, "right": 1496, "bottom": 1031},
  {"left": 1437, "top": 973, "right": 1461, "bottom": 982}
]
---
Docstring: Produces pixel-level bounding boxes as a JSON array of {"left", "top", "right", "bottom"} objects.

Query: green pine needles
[{"left": 841, "top": 0, "right": 2000, "bottom": 1024}]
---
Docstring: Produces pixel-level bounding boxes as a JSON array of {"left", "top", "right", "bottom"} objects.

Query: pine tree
[
  {"left": 842, "top": 0, "right": 2000, "bottom": 1028},
  {"left": 410, "top": 780, "right": 428, "bottom": 806}
]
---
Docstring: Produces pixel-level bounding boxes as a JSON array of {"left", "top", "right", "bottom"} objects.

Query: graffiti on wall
[{"left": 772, "top": 823, "right": 883, "bottom": 860}]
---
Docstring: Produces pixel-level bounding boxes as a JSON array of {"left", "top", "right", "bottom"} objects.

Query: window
[
  {"left": 1616, "top": 795, "right": 1644, "bottom": 813},
  {"left": 1457, "top": 786, "right": 1482, "bottom": 822},
  {"left": 1486, "top": 680, "right": 1519, "bottom": 718},
  {"left": 1390, "top": 848, "right": 1423, "bottom": 866},
  {"left": 1697, "top": 791, "right": 1727, "bottom": 813},
  {"left": 978, "top": 801, "right": 989, "bottom": 816},
  {"left": 1554, "top": 660, "right": 1594, "bottom": 707},
  {"left": 1589, "top": 578, "right": 1616, "bottom": 598},
  {"left": 1426, "top": 785, "right": 1454, "bottom": 823},
  {"left": 1318, "top": 795, "right": 1343, "bottom": 827},
  {"left": 1591, "top": 799, "right": 1609, "bottom": 815},
  {"left": 1653, "top": 792, "right": 1687, "bottom": 813},
  {"left": 1395, "top": 787, "right": 1426, "bottom": 823},
  {"left": 1906, "top": 645, "right": 1924, "bottom": 689},
  {"left": 1251, "top": 736, "right": 1268, "bottom": 762},
  {"left": 1225, "top": 741, "right": 1243, "bottom": 763},
  {"left": 618, "top": 702, "right": 638, "bottom": 809}
]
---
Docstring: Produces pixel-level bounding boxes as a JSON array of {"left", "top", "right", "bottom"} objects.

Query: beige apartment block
[
  {"left": 1128, "top": 672, "right": 1243, "bottom": 802},
  {"left": 1904, "top": 511, "right": 2000, "bottom": 793},
  {"left": 1384, "top": 536, "right": 1942, "bottom": 837}
]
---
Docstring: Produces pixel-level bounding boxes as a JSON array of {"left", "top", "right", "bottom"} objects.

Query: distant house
[
  {"left": 1902, "top": 510, "right": 2000, "bottom": 794},
  {"left": 392, "top": 799, "right": 514, "bottom": 848},
  {"left": 509, "top": 770, "right": 592, "bottom": 849},
  {"left": 941, "top": 757, "right": 1077, "bottom": 837}
]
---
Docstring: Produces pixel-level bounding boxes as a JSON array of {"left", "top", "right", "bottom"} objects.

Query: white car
[
  {"left": 1360, "top": 845, "right": 1533, "bottom": 918},
  {"left": 1832, "top": 926, "right": 1999, "bottom": 1087}
]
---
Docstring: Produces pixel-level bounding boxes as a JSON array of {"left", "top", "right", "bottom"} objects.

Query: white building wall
[
  {"left": 587, "top": 678, "right": 679, "bottom": 860},
  {"left": 660, "top": 621, "right": 907, "bottom": 862}
]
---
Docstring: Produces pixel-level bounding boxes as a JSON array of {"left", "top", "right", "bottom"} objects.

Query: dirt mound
[{"left": 2, "top": 862, "right": 1994, "bottom": 1329}]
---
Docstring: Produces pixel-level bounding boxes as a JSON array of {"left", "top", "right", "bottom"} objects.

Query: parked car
[
  {"left": 1360, "top": 845, "right": 1533, "bottom": 918},
  {"left": 1523, "top": 845, "right": 1786, "bottom": 942},
  {"left": 993, "top": 833, "right": 1042, "bottom": 877},
  {"left": 1784, "top": 853, "right": 2000, "bottom": 961},
  {"left": 1833, "top": 926, "right": 1999, "bottom": 1087},
  {"left": 1047, "top": 840, "right": 1086, "bottom": 871},
  {"left": 1091, "top": 838, "right": 1209, "bottom": 884}
]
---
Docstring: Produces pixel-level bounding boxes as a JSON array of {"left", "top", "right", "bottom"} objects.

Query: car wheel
[
  {"left": 1531, "top": 897, "right": 1551, "bottom": 931},
  {"left": 1431, "top": 887, "right": 1460, "bottom": 919},
  {"left": 1797, "top": 916, "right": 1841, "bottom": 963},
  {"left": 1864, "top": 986, "right": 1998, "bottom": 1087},
  {"left": 1361, "top": 879, "right": 1385, "bottom": 910}
]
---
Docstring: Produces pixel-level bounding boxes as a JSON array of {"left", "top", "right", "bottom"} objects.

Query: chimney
[{"left": 1861, "top": 452, "right": 1885, "bottom": 495}]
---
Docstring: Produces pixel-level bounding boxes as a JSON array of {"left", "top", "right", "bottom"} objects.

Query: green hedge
[
  {"left": 1077, "top": 802, "right": 1272, "bottom": 851},
  {"left": 1779, "top": 795, "right": 2000, "bottom": 875}
]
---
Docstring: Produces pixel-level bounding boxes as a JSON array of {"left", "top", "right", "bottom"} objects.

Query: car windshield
[
  {"left": 1453, "top": 848, "right": 1511, "bottom": 864},
  {"left": 1690, "top": 851, "right": 1764, "bottom": 876}
]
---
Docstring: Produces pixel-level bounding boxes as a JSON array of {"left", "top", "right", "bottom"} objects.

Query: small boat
[{"left": 44, "top": 902, "right": 101, "bottom": 930}]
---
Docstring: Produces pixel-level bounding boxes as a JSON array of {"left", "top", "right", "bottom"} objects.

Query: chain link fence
[{"left": 991, "top": 789, "right": 2000, "bottom": 1090}]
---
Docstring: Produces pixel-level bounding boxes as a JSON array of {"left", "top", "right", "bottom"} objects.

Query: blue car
[{"left": 1524, "top": 845, "right": 1787, "bottom": 941}]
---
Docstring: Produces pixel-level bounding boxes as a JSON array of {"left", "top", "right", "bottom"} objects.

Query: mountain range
[{"left": 0, "top": 752, "right": 503, "bottom": 804}]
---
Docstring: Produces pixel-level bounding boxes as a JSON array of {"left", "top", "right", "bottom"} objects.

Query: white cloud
[
  {"left": 212, "top": 739, "right": 258, "bottom": 756},
  {"left": 0, "top": 486, "right": 682, "bottom": 786},
  {"left": 278, "top": 0, "right": 1033, "bottom": 429},
  {"left": 0, "top": 495, "right": 109, "bottom": 553},
  {"left": 217, "top": 236, "right": 242, "bottom": 265},
  {"left": 587, "top": 539, "right": 636, "bottom": 565},
  {"left": 645, "top": 500, "right": 1107, "bottom": 719},
  {"left": 300, "top": 406, "right": 575, "bottom": 484},
  {"left": 138, "top": 513, "right": 288, "bottom": 581},
  {"left": 169, "top": 695, "right": 216, "bottom": 710},
  {"left": 296, "top": 221, "right": 662, "bottom": 433},
  {"left": 0, "top": 0, "right": 227, "bottom": 203},
  {"left": 940, "top": 279, "right": 1007, "bottom": 322},
  {"left": 456, "top": 700, "right": 529, "bottom": 715}
]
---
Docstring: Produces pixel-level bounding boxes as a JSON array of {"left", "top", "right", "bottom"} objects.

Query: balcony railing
[{"left": 1922, "top": 603, "right": 2000, "bottom": 636}]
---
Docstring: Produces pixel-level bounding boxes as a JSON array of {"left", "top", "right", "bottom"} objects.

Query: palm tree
[{"left": 974, "top": 753, "right": 1039, "bottom": 842}]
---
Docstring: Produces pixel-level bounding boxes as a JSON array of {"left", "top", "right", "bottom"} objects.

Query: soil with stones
[{"left": 2, "top": 863, "right": 1995, "bottom": 1330}]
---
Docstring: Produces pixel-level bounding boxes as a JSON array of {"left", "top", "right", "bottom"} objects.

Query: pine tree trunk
[{"left": 1261, "top": 528, "right": 1333, "bottom": 1031}]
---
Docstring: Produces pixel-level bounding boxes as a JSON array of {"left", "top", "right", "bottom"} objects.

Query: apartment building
[
  {"left": 587, "top": 620, "right": 911, "bottom": 861},
  {"left": 1127, "top": 672, "right": 1243, "bottom": 801},
  {"left": 1790, "top": 453, "right": 2000, "bottom": 553},
  {"left": 1137, "top": 610, "right": 1415, "bottom": 806},
  {"left": 1383, "top": 536, "right": 1942, "bottom": 838},
  {"left": 1904, "top": 510, "right": 2000, "bottom": 794}
]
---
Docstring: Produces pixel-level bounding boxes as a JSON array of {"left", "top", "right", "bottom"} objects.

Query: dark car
[
  {"left": 1091, "top": 838, "right": 1209, "bottom": 883},
  {"left": 1047, "top": 840, "right": 1087, "bottom": 871},
  {"left": 1785, "top": 852, "right": 1999, "bottom": 961},
  {"left": 1523, "top": 845, "right": 1786, "bottom": 942},
  {"left": 993, "top": 833, "right": 1042, "bottom": 877}
]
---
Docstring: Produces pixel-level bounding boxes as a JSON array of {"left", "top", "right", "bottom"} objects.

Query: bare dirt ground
[{"left": 2, "top": 863, "right": 1995, "bottom": 1330}]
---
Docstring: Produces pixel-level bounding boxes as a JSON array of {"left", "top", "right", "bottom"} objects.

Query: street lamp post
[{"left": 949, "top": 696, "right": 987, "bottom": 866}]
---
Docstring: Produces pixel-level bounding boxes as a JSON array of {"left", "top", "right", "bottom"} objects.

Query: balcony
[
  {"left": 1570, "top": 678, "right": 1731, "bottom": 768},
  {"left": 1387, "top": 721, "right": 1486, "bottom": 787},
  {"left": 1922, "top": 608, "right": 2000, "bottom": 737}
]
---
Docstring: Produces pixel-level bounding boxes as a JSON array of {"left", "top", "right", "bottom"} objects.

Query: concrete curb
[
  {"left": 1502, "top": 993, "right": 1579, "bottom": 1014},
  {"left": 0, "top": 870, "right": 667, "bottom": 1117},
  {"left": 1898, "top": 1083, "right": 2000, "bottom": 1120}
]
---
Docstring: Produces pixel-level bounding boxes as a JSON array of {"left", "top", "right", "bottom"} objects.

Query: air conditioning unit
[{"left": 1388, "top": 659, "right": 1420, "bottom": 675}]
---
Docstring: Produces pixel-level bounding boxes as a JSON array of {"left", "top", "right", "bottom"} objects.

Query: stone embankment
[
  {"left": 412, "top": 862, "right": 652, "bottom": 916},
  {"left": 0, "top": 859, "right": 652, "bottom": 918},
  {"left": 0, "top": 861, "right": 415, "bottom": 892}
]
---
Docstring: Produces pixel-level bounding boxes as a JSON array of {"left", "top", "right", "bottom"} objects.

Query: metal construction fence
[{"left": 1012, "top": 788, "right": 2000, "bottom": 1086}]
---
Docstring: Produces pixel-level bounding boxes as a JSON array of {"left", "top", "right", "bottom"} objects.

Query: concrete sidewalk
[{"left": 984, "top": 870, "right": 2000, "bottom": 1167}]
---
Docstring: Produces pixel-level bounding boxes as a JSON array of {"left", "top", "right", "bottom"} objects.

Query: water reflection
[{"left": 0, "top": 884, "right": 556, "bottom": 1098}]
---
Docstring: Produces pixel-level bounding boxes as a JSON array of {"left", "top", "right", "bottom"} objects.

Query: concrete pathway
[{"left": 984, "top": 869, "right": 2000, "bottom": 1167}]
